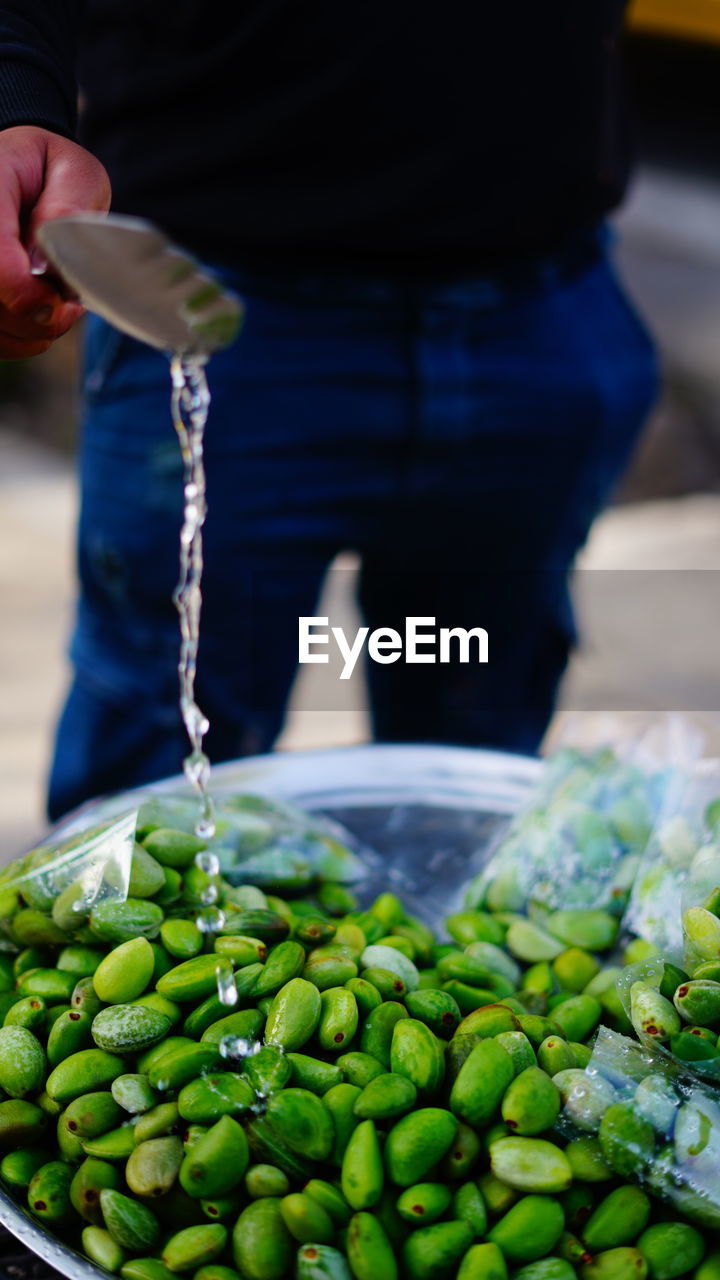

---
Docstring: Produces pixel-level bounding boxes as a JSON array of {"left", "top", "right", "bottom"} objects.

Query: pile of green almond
[
  {"left": 0, "top": 818, "right": 718, "bottom": 1280},
  {"left": 627, "top": 940, "right": 720, "bottom": 1072}
]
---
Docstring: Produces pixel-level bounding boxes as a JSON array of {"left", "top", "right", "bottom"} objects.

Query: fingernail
[
  {"left": 29, "top": 247, "right": 49, "bottom": 275},
  {"left": 34, "top": 306, "right": 53, "bottom": 324}
]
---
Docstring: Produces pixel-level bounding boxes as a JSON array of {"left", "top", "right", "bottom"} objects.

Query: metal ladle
[{"left": 37, "top": 212, "right": 243, "bottom": 356}]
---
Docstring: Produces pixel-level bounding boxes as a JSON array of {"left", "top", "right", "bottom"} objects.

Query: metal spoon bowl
[{"left": 37, "top": 213, "right": 243, "bottom": 356}]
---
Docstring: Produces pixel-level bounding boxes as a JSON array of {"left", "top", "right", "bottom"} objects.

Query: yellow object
[{"left": 628, "top": 0, "right": 720, "bottom": 45}]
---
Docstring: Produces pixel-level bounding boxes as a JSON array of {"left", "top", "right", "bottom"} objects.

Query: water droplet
[
  {"left": 195, "top": 905, "right": 225, "bottom": 934},
  {"left": 216, "top": 964, "right": 238, "bottom": 1007},
  {"left": 219, "top": 1034, "right": 261, "bottom": 1061},
  {"left": 195, "top": 852, "right": 220, "bottom": 876}
]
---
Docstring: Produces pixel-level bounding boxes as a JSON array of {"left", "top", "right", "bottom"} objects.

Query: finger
[
  {"left": 0, "top": 175, "right": 63, "bottom": 318},
  {"left": 0, "top": 330, "right": 54, "bottom": 359},
  {"left": 0, "top": 130, "right": 109, "bottom": 336},
  {"left": 0, "top": 299, "right": 83, "bottom": 342}
]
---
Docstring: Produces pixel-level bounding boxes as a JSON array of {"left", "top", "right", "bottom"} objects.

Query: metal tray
[{"left": 0, "top": 743, "right": 541, "bottom": 1280}]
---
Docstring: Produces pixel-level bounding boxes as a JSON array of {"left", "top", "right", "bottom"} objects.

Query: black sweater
[{"left": 0, "top": 1, "right": 630, "bottom": 274}]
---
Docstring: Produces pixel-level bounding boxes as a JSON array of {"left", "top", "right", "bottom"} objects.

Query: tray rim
[{"left": 52, "top": 743, "right": 543, "bottom": 838}]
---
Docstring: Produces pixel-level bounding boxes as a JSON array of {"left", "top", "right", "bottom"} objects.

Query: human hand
[{"left": 0, "top": 125, "right": 110, "bottom": 358}]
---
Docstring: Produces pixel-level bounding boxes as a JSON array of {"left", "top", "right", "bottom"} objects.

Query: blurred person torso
[{"left": 77, "top": 0, "right": 631, "bottom": 273}]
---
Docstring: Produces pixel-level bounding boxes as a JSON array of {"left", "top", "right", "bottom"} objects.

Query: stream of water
[
  {"left": 169, "top": 353, "right": 216, "bottom": 843},
  {"left": 170, "top": 354, "right": 238, "bottom": 988}
]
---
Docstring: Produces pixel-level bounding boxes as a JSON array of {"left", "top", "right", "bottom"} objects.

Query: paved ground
[{"left": 614, "top": 168, "right": 720, "bottom": 500}]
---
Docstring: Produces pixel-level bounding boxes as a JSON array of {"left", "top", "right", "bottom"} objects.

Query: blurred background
[{"left": 2, "top": 7, "right": 720, "bottom": 860}]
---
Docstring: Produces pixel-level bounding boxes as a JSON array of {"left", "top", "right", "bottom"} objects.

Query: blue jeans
[{"left": 47, "top": 233, "right": 658, "bottom": 820}]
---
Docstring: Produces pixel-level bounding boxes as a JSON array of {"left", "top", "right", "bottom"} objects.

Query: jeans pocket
[{"left": 83, "top": 316, "right": 127, "bottom": 398}]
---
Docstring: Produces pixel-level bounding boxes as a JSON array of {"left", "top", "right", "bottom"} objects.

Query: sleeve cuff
[{"left": 0, "top": 60, "right": 76, "bottom": 138}]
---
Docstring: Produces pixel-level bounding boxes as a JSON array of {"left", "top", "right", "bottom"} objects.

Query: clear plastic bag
[
  {"left": 559, "top": 1026, "right": 720, "bottom": 1228},
  {"left": 0, "top": 811, "right": 139, "bottom": 947},
  {"left": 679, "top": 790, "right": 720, "bottom": 974},
  {"left": 135, "top": 791, "right": 370, "bottom": 890},
  {"left": 0, "top": 792, "right": 372, "bottom": 950},
  {"left": 463, "top": 745, "right": 659, "bottom": 917},
  {"left": 622, "top": 760, "right": 720, "bottom": 961}
]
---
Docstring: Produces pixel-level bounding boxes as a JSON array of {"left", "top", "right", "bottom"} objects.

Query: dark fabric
[
  {"left": 0, "top": 0, "right": 631, "bottom": 273},
  {"left": 0, "top": 2, "right": 80, "bottom": 135}
]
